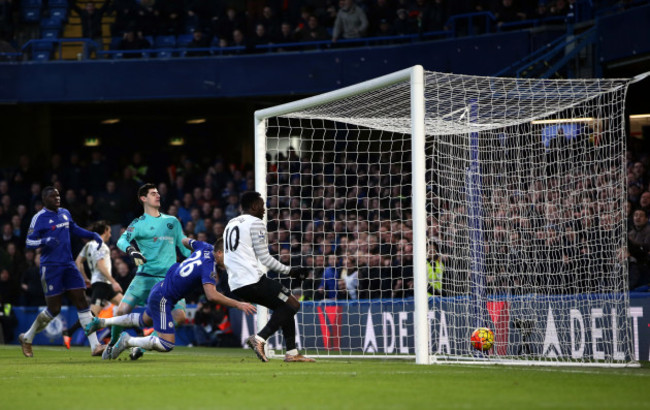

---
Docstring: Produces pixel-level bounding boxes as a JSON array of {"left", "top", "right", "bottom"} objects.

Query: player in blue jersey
[
  {"left": 105, "top": 183, "right": 192, "bottom": 360},
  {"left": 84, "top": 238, "right": 256, "bottom": 358},
  {"left": 18, "top": 186, "right": 105, "bottom": 357}
]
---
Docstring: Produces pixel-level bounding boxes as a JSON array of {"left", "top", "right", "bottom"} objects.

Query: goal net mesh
[{"left": 261, "top": 71, "right": 634, "bottom": 365}]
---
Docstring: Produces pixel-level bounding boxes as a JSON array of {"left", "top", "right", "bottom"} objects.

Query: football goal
[{"left": 253, "top": 65, "right": 644, "bottom": 367}]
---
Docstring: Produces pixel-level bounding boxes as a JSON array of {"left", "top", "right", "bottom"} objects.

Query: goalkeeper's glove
[
  {"left": 126, "top": 246, "right": 147, "bottom": 267},
  {"left": 289, "top": 267, "right": 310, "bottom": 280}
]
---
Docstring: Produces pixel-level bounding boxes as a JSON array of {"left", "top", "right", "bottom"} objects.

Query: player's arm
[
  {"left": 174, "top": 218, "right": 191, "bottom": 257},
  {"left": 203, "top": 283, "right": 256, "bottom": 315},
  {"left": 181, "top": 237, "right": 212, "bottom": 253},
  {"left": 250, "top": 221, "right": 309, "bottom": 280},
  {"left": 97, "top": 257, "right": 122, "bottom": 293},
  {"left": 75, "top": 247, "right": 91, "bottom": 287},
  {"left": 69, "top": 216, "right": 103, "bottom": 249},
  {"left": 25, "top": 214, "right": 57, "bottom": 249},
  {"left": 117, "top": 219, "right": 146, "bottom": 266}
]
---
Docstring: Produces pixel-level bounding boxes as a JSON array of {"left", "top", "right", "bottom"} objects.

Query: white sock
[
  {"left": 24, "top": 309, "right": 54, "bottom": 343},
  {"left": 78, "top": 310, "right": 99, "bottom": 350},
  {"left": 286, "top": 349, "right": 298, "bottom": 356},
  {"left": 255, "top": 335, "right": 265, "bottom": 343},
  {"left": 128, "top": 335, "right": 173, "bottom": 352},
  {"left": 104, "top": 313, "right": 141, "bottom": 328}
]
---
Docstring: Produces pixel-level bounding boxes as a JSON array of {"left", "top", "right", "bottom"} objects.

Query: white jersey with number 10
[{"left": 223, "top": 214, "right": 291, "bottom": 291}]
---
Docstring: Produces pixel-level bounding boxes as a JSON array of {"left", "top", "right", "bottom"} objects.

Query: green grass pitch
[{"left": 1, "top": 345, "right": 648, "bottom": 410}]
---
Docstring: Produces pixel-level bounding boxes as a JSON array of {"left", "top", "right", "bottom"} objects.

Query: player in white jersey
[
  {"left": 224, "top": 191, "right": 314, "bottom": 363},
  {"left": 62, "top": 221, "right": 123, "bottom": 353},
  {"left": 76, "top": 220, "right": 123, "bottom": 316}
]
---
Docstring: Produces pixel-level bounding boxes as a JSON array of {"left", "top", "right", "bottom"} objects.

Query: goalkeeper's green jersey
[{"left": 117, "top": 213, "right": 191, "bottom": 278}]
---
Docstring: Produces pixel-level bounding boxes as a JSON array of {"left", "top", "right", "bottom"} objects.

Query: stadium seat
[
  {"left": 40, "top": 17, "right": 63, "bottom": 39},
  {"left": 156, "top": 49, "right": 173, "bottom": 58},
  {"left": 110, "top": 36, "right": 122, "bottom": 50},
  {"left": 155, "top": 35, "right": 176, "bottom": 49},
  {"left": 176, "top": 34, "right": 193, "bottom": 48},
  {"left": 20, "top": 0, "right": 42, "bottom": 24},
  {"left": 31, "top": 40, "right": 55, "bottom": 61},
  {"left": 48, "top": 0, "right": 68, "bottom": 20}
]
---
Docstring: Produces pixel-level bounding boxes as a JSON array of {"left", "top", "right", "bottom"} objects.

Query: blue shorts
[
  {"left": 144, "top": 281, "right": 176, "bottom": 335},
  {"left": 40, "top": 262, "right": 86, "bottom": 297}
]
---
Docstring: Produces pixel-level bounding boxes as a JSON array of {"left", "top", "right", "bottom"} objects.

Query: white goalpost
[{"left": 253, "top": 65, "right": 642, "bottom": 367}]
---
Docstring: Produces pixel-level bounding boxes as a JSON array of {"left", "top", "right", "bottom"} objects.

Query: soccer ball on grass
[{"left": 470, "top": 327, "right": 494, "bottom": 351}]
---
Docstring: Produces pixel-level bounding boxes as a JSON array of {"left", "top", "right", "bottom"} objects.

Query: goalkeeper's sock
[{"left": 109, "top": 325, "right": 124, "bottom": 346}]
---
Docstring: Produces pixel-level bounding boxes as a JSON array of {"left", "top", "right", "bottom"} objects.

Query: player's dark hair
[
  {"left": 138, "top": 183, "right": 157, "bottom": 204},
  {"left": 41, "top": 186, "right": 57, "bottom": 200},
  {"left": 214, "top": 237, "right": 224, "bottom": 252},
  {"left": 240, "top": 191, "right": 262, "bottom": 212},
  {"left": 91, "top": 220, "right": 109, "bottom": 235}
]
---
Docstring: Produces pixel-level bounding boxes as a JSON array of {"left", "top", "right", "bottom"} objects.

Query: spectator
[
  {"left": 215, "top": 7, "right": 246, "bottom": 42},
  {"left": 332, "top": 0, "right": 369, "bottom": 43},
  {"left": 156, "top": 0, "right": 184, "bottom": 36},
  {"left": 71, "top": 0, "right": 110, "bottom": 40},
  {"left": 193, "top": 297, "right": 234, "bottom": 347},
  {"left": 367, "top": 0, "right": 396, "bottom": 36},
  {"left": 135, "top": 0, "right": 158, "bottom": 37},
  {"left": 96, "top": 180, "right": 123, "bottom": 225},
  {"left": 186, "top": 29, "right": 210, "bottom": 57},
  {"left": 87, "top": 151, "right": 110, "bottom": 196},
  {"left": 300, "top": 15, "right": 329, "bottom": 42},
  {"left": 111, "top": 0, "right": 139, "bottom": 37}
]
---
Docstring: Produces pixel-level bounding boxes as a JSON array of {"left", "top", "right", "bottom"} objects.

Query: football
[{"left": 471, "top": 327, "right": 494, "bottom": 351}]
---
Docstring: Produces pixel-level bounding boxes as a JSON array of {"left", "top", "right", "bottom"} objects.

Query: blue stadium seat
[
  {"left": 156, "top": 49, "right": 174, "bottom": 58},
  {"left": 49, "top": 0, "right": 68, "bottom": 20},
  {"left": 20, "top": 6, "right": 41, "bottom": 23},
  {"left": 155, "top": 35, "right": 176, "bottom": 48},
  {"left": 49, "top": 7, "right": 68, "bottom": 21},
  {"left": 176, "top": 34, "right": 193, "bottom": 48},
  {"left": 31, "top": 40, "right": 54, "bottom": 61},
  {"left": 41, "top": 28, "right": 60, "bottom": 38},
  {"left": 40, "top": 17, "right": 63, "bottom": 39},
  {"left": 110, "top": 36, "right": 122, "bottom": 50}
]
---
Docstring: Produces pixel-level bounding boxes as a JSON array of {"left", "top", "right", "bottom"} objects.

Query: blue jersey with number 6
[{"left": 161, "top": 241, "right": 217, "bottom": 305}]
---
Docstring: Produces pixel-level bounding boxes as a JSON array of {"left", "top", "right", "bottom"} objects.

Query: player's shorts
[
  {"left": 233, "top": 275, "right": 292, "bottom": 310},
  {"left": 144, "top": 281, "right": 176, "bottom": 335},
  {"left": 40, "top": 262, "right": 86, "bottom": 297},
  {"left": 122, "top": 275, "right": 186, "bottom": 312},
  {"left": 90, "top": 282, "right": 119, "bottom": 306}
]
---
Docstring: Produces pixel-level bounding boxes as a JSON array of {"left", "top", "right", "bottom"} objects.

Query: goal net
[{"left": 254, "top": 66, "right": 638, "bottom": 366}]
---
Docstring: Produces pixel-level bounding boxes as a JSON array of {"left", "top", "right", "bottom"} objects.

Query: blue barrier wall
[
  {"left": 0, "top": 31, "right": 532, "bottom": 103},
  {"left": 10, "top": 294, "right": 650, "bottom": 361},
  {"left": 598, "top": 4, "right": 650, "bottom": 64},
  {"left": 229, "top": 294, "right": 650, "bottom": 361}
]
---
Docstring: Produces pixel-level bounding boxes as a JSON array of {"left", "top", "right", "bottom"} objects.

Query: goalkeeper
[{"left": 106, "top": 183, "right": 191, "bottom": 360}]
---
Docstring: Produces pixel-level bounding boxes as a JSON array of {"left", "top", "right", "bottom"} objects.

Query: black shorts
[
  {"left": 90, "top": 282, "right": 118, "bottom": 306},
  {"left": 233, "top": 276, "right": 292, "bottom": 310}
]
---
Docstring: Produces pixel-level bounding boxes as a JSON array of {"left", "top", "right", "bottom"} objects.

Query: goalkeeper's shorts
[{"left": 123, "top": 275, "right": 186, "bottom": 312}]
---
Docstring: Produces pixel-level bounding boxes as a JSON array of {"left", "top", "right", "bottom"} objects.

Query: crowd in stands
[
  {"left": 0, "top": 134, "right": 648, "bottom": 315},
  {"left": 0, "top": 0, "right": 646, "bottom": 58}
]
